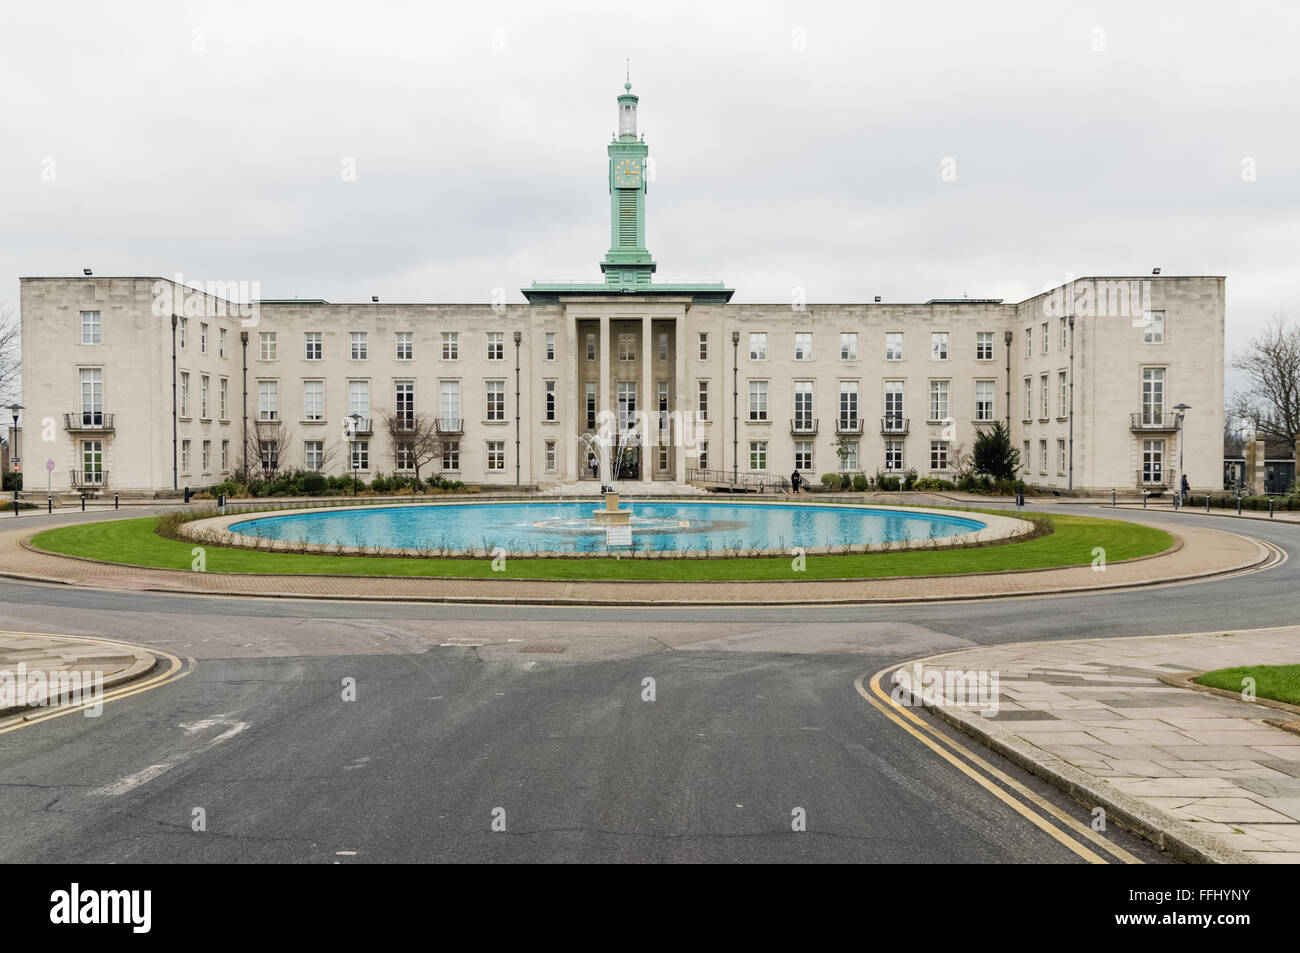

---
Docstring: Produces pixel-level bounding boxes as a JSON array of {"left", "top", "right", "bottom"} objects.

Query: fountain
[{"left": 591, "top": 491, "right": 631, "bottom": 525}]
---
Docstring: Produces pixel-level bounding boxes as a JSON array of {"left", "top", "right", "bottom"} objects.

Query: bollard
[
  {"left": 81, "top": 495, "right": 85, "bottom": 512},
  {"left": 114, "top": 493, "right": 119, "bottom": 510},
  {"left": 1112, "top": 489, "right": 1116, "bottom": 507},
  {"left": 1237, "top": 495, "right": 1242, "bottom": 515},
  {"left": 1143, "top": 492, "right": 1147, "bottom": 509},
  {"left": 47, "top": 495, "right": 52, "bottom": 514},
  {"left": 1205, "top": 494, "right": 1210, "bottom": 512},
  {"left": 1270, "top": 499, "right": 1274, "bottom": 518},
  {"left": 11, "top": 498, "right": 16, "bottom": 516}
]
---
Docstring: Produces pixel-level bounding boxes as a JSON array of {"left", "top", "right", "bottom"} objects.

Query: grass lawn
[
  {"left": 28, "top": 510, "right": 1173, "bottom": 581},
  {"left": 1195, "top": 665, "right": 1300, "bottom": 706}
]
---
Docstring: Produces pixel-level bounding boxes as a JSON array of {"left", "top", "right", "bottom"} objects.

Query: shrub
[
  {"left": 427, "top": 474, "right": 465, "bottom": 491},
  {"left": 820, "top": 473, "right": 844, "bottom": 491},
  {"left": 300, "top": 471, "right": 326, "bottom": 495},
  {"left": 902, "top": 468, "right": 918, "bottom": 491},
  {"left": 973, "top": 421, "right": 1021, "bottom": 480},
  {"left": 2, "top": 472, "right": 22, "bottom": 491},
  {"left": 852, "top": 474, "right": 869, "bottom": 492}
]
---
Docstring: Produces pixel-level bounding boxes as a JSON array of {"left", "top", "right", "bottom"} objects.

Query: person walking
[
  {"left": 790, "top": 469, "right": 802, "bottom": 495},
  {"left": 1180, "top": 473, "right": 1190, "bottom": 504},
  {"left": 589, "top": 454, "right": 599, "bottom": 480}
]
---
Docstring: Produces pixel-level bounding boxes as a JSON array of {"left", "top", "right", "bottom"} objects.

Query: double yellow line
[
  {"left": 0, "top": 633, "right": 194, "bottom": 735},
  {"left": 857, "top": 666, "right": 1141, "bottom": 864}
]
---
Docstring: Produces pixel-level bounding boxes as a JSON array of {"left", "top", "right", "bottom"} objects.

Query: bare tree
[
  {"left": 250, "top": 420, "right": 295, "bottom": 481},
  {"left": 381, "top": 410, "right": 443, "bottom": 485},
  {"left": 0, "top": 302, "right": 19, "bottom": 405},
  {"left": 1230, "top": 313, "right": 1300, "bottom": 449}
]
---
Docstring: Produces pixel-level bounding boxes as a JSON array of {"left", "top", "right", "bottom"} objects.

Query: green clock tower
[{"left": 602, "top": 80, "right": 655, "bottom": 289}]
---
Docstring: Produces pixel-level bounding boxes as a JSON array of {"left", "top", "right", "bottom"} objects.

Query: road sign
[{"left": 45, "top": 459, "right": 54, "bottom": 473}]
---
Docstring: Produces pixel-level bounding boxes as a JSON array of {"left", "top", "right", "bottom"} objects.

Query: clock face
[{"left": 613, "top": 158, "right": 642, "bottom": 188}]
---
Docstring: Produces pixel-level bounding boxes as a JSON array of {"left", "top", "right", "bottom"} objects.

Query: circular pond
[{"left": 227, "top": 501, "right": 988, "bottom": 555}]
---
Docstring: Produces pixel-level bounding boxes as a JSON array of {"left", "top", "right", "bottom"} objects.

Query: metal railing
[
  {"left": 63, "top": 412, "right": 114, "bottom": 431},
  {"left": 687, "top": 467, "right": 789, "bottom": 492},
  {"left": 1137, "top": 468, "right": 1169, "bottom": 487},
  {"left": 69, "top": 469, "right": 109, "bottom": 488},
  {"left": 790, "top": 418, "right": 818, "bottom": 434},
  {"left": 435, "top": 417, "right": 464, "bottom": 434},
  {"left": 881, "top": 416, "right": 909, "bottom": 434},
  {"left": 1130, "top": 412, "right": 1182, "bottom": 431},
  {"left": 835, "top": 418, "right": 863, "bottom": 434}
]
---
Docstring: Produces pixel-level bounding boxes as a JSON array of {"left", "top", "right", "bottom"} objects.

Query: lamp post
[
  {"left": 1003, "top": 330, "right": 1013, "bottom": 429},
  {"left": 239, "top": 330, "right": 249, "bottom": 478},
  {"left": 171, "top": 314, "right": 178, "bottom": 490},
  {"left": 513, "top": 330, "right": 522, "bottom": 487},
  {"left": 348, "top": 412, "right": 361, "bottom": 496},
  {"left": 6, "top": 403, "right": 22, "bottom": 498},
  {"left": 731, "top": 330, "right": 740, "bottom": 483},
  {"left": 1067, "top": 315, "right": 1075, "bottom": 491},
  {"left": 1174, "top": 402, "right": 1191, "bottom": 501}
]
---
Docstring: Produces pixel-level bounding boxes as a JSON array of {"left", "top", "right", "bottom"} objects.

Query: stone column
[
  {"left": 599, "top": 315, "right": 610, "bottom": 483},
  {"left": 1245, "top": 435, "right": 1266, "bottom": 495},
  {"left": 565, "top": 309, "right": 578, "bottom": 481},
  {"left": 642, "top": 314, "right": 653, "bottom": 485},
  {"left": 675, "top": 315, "right": 688, "bottom": 484}
]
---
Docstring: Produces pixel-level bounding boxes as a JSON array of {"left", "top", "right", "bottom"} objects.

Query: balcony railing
[
  {"left": 63, "top": 412, "right": 114, "bottom": 432},
  {"left": 1131, "top": 412, "right": 1182, "bottom": 432},
  {"left": 1137, "top": 468, "right": 1169, "bottom": 487},
  {"left": 790, "top": 418, "right": 818, "bottom": 434},
  {"left": 390, "top": 417, "right": 417, "bottom": 433},
  {"left": 69, "top": 469, "right": 109, "bottom": 488},
  {"left": 881, "top": 416, "right": 909, "bottom": 435},
  {"left": 347, "top": 418, "right": 374, "bottom": 435},
  {"left": 835, "top": 418, "right": 863, "bottom": 435},
  {"left": 435, "top": 417, "right": 464, "bottom": 435}
]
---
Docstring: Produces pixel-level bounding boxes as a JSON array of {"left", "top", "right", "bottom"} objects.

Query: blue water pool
[{"left": 228, "top": 501, "right": 986, "bottom": 554}]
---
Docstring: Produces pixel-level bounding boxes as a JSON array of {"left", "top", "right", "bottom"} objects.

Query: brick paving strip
[
  {"left": 0, "top": 631, "right": 159, "bottom": 717},
  {"left": 0, "top": 518, "right": 1276, "bottom": 604},
  {"left": 901, "top": 627, "right": 1300, "bottom": 863}
]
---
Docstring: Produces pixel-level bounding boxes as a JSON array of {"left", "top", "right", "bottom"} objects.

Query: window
[
  {"left": 218, "top": 327, "right": 227, "bottom": 358},
  {"left": 586, "top": 333, "right": 597, "bottom": 362},
  {"left": 749, "top": 332, "right": 767, "bottom": 360},
  {"left": 1039, "top": 439, "right": 1048, "bottom": 474},
  {"left": 885, "top": 332, "right": 902, "bottom": 361},
  {"left": 546, "top": 332, "right": 556, "bottom": 361},
  {"left": 485, "top": 380, "right": 505, "bottom": 421},
  {"left": 219, "top": 378, "right": 228, "bottom": 419},
  {"left": 395, "top": 381, "right": 414, "bottom": 427},
  {"left": 1061, "top": 317, "right": 1069, "bottom": 350},
  {"left": 794, "top": 332, "right": 812, "bottom": 360},
  {"left": 350, "top": 440, "right": 369, "bottom": 471},
  {"left": 618, "top": 333, "right": 636, "bottom": 361},
  {"left": 348, "top": 380, "right": 370, "bottom": 418},
  {"left": 1142, "top": 367, "right": 1165, "bottom": 424},
  {"left": 885, "top": 440, "right": 903, "bottom": 471},
  {"left": 181, "top": 439, "right": 191, "bottom": 473},
  {"left": 1040, "top": 374, "right": 1049, "bottom": 419},
  {"left": 585, "top": 382, "right": 597, "bottom": 430},
  {"left": 259, "top": 332, "right": 276, "bottom": 361},
  {"left": 441, "top": 331, "right": 458, "bottom": 360},
  {"left": 396, "top": 331, "right": 413, "bottom": 360},
  {"left": 658, "top": 445, "right": 669, "bottom": 472},
  {"left": 79, "top": 368, "right": 102, "bottom": 424},
  {"left": 749, "top": 441, "right": 768, "bottom": 471},
  {"left": 351, "top": 332, "right": 368, "bottom": 360},
  {"left": 1023, "top": 378, "right": 1033, "bottom": 421},
  {"left": 442, "top": 441, "right": 460, "bottom": 471},
  {"left": 839, "top": 441, "right": 859, "bottom": 470},
  {"left": 259, "top": 440, "right": 277, "bottom": 473},
  {"left": 931, "top": 332, "right": 949, "bottom": 360},
  {"left": 975, "top": 380, "right": 994, "bottom": 421},
  {"left": 487, "top": 332, "right": 504, "bottom": 361},
  {"left": 1058, "top": 371, "right": 1068, "bottom": 418},
  {"left": 658, "top": 331, "right": 668, "bottom": 361},
  {"left": 487, "top": 441, "right": 505, "bottom": 471},
  {"left": 930, "top": 441, "right": 949, "bottom": 471},
  {"left": 545, "top": 380, "right": 556, "bottom": 421},
  {"left": 305, "top": 332, "right": 322, "bottom": 360},
  {"left": 884, "top": 380, "right": 904, "bottom": 430},
  {"left": 1058, "top": 439, "right": 1067, "bottom": 475},
  {"left": 748, "top": 380, "right": 768, "bottom": 421},
  {"left": 698, "top": 440, "right": 709, "bottom": 470},
  {"left": 257, "top": 380, "right": 278, "bottom": 420},
  {"left": 839, "top": 381, "right": 859, "bottom": 425},
  {"left": 1024, "top": 327, "right": 1032, "bottom": 359},
  {"left": 841, "top": 332, "right": 859, "bottom": 360},
  {"left": 657, "top": 380, "right": 669, "bottom": 433},
  {"left": 305, "top": 441, "right": 323, "bottom": 471},
  {"left": 178, "top": 318, "right": 188, "bottom": 349},
  {"left": 793, "top": 381, "right": 814, "bottom": 430},
  {"left": 546, "top": 440, "right": 556, "bottom": 471},
  {"left": 200, "top": 375, "right": 209, "bottom": 418},
  {"left": 201, "top": 440, "right": 211, "bottom": 472},
  {"left": 1142, "top": 439, "right": 1165, "bottom": 483},
  {"left": 221, "top": 439, "right": 229, "bottom": 471},
  {"left": 617, "top": 381, "right": 637, "bottom": 431},
  {"left": 1041, "top": 322, "right": 1049, "bottom": 354},
  {"left": 1023, "top": 440, "right": 1030, "bottom": 472},
  {"left": 200, "top": 323, "right": 208, "bottom": 353},
  {"left": 440, "top": 380, "right": 460, "bottom": 428},
  {"left": 794, "top": 441, "right": 813, "bottom": 471},
  {"left": 976, "top": 331, "right": 993, "bottom": 361},
  {"left": 929, "top": 379, "right": 949, "bottom": 422},
  {"left": 698, "top": 377, "right": 711, "bottom": 422},
  {"left": 698, "top": 333, "right": 708, "bottom": 360},
  {"left": 396, "top": 442, "right": 415, "bottom": 471},
  {"left": 81, "top": 311, "right": 101, "bottom": 344},
  {"left": 179, "top": 372, "right": 190, "bottom": 417},
  {"left": 1143, "top": 310, "right": 1165, "bottom": 344}
]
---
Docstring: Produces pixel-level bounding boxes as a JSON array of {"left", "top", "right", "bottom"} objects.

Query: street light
[
  {"left": 513, "top": 330, "right": 522, "bottom": 486},
  {"left": 1003, "top": 330, "right": 1013, "bottom": 429},
  {"left": 348, "top": 412, "right": 362, "bottom": 496},
  {"left": 1174, "top": 403, "right": 1191, "bottom": 502},
  {"left": 731, "top": 330, "right": 740, "bottom": 483},
  {"left": 5, "top": 403, "right": 22, "bottom": 498},
  {"left": 1067, "top": 315, "right": 1075, "bottom": 491}
]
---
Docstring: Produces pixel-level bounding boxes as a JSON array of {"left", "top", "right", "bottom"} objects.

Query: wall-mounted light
[
  {"left": 1152, "top": 267, "right": 1161, "bottom": 275},
  {"left": 371, "top": 296, "right": 379, "bottom": 303},
  {"left": 83, "top": 268, "right": 92, "bottom": 276}
]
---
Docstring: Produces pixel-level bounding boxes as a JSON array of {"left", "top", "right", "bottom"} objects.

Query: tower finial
[{"left": 625, "top": 59, "right": 631, "bottom": 91}]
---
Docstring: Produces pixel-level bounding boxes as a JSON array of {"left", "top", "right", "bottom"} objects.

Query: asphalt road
[{"left": 0, "top": 502, "right": 1291, "bottom": 863}]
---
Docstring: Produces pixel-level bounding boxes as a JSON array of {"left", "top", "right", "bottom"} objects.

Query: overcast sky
[{"left": 3, "top": 0, "right": 1297, "bottom": 385}]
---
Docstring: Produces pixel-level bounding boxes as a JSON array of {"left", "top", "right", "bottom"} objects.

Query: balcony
[
  {"left": 835, "top": 417, "right": 863, "bottom": 435},
  {"left": 389, "top": 417, "right": 417, "bottom": 433},
  {"left": 1137, "top": 468, "right": 1169, "bottom": 488},
  {"left": 69, "top": 469, "right": 109, "bottom": 488},
  {"left": 1130, "top": 412, "right": 1182, "bottom": 432},
  {"left": 881, "top": 416, "right": 909, "bottom": 435},
  {"left": 348, "top": 418, "right": 374, "bottom": 435},
  {"left": 790, "top": 418, "right": 818, "bottom": 435},
  {"left": 63, "top": 412, "right": 114, "bottom": 433},
  {"left": 435, "top": 417, "right": 464, "bottom": 435}
]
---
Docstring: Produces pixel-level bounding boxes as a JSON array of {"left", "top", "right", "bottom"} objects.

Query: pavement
[
  {"left": 0, "top": 631, "right": 158, "bottom": 716},
  {"left": 899, "top": 627, "right": 1300, "bottom": 863}
]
